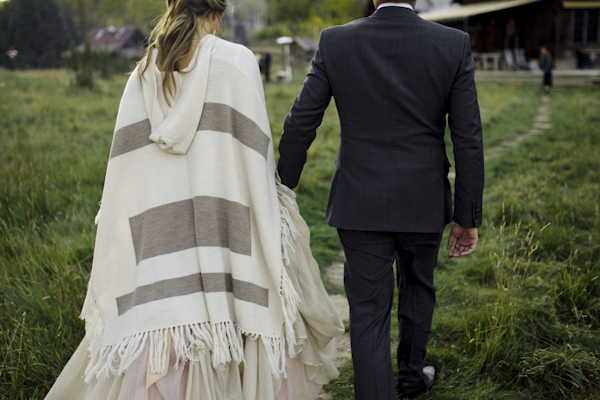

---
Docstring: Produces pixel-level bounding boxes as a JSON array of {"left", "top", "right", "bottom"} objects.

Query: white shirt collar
[{"left": 377, "top": 2, "right": 414, "bottom": 10}]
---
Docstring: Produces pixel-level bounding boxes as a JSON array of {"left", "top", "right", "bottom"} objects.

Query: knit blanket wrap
[{"left": 81, "top": 35, "right": 321, "bottom": 383}]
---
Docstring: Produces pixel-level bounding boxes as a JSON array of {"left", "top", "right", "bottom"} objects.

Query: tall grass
[
  {"left": 1, "top": 67, "right": 598, "bottom": 399},
  {"left": 1, "top": 69, "right": 123, "bottom": 398}
]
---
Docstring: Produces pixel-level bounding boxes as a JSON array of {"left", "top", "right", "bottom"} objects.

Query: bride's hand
[{"left": 447, "top": 224, "right": 478, "bottom": 259}]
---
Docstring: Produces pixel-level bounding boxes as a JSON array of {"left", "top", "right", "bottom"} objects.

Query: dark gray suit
[{"left": 278, "top": 6, "right": 484, "bottom": 399}]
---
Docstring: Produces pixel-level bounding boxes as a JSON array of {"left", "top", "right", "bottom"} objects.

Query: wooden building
[
  {"left": 291, "top": 37, "right": 319, "bottom": 69},
  {"left": 87, "top": 25, "right": 146, "bottom": 61},
  {"left": 418, "top": 0, "right": 600, "bottom": 69}
]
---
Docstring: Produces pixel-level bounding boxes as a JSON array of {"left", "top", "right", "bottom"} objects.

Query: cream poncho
[{"left": 45, "top": 35, "right": 344, "bottom": 399}]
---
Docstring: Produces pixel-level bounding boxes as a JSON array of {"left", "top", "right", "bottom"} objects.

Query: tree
[
  {"left": 268, "top": 0, "right": 363, "bottom": 25},
  {"left": 0, "top": 0, "right": 75, "bottom": 69},
  {"left": 273, "top": 0, "right": 314, "bottom": 23},
  {"left": 54, "top": 0, "right": 164, "bottom": 38},
  {"left": 238, "top": 0, "right": 267, "bottom": 21}
]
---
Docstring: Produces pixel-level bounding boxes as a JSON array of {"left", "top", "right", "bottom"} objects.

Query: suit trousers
[{"left": 337, "top": 229, "right": 443, "bottom": 400}]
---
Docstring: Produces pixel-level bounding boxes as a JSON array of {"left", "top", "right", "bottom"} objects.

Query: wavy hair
[{"left": 138, "top": 0, "right": 229, "bottom": 105}]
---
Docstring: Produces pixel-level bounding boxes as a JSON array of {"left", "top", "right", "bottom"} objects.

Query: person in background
[
  {"left": 540, "top": 46, "right": 553, "bottom": 94},
  {"left": 261, "top": 48, "right": 272, "bottom": 83},
  {"left": 6, "top": 47, "right": 18, "bottom": 69}
]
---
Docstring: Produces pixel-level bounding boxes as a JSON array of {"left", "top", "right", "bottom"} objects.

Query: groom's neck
[{"left": 374, "top": 0, "right": 417, "bottom": 9}]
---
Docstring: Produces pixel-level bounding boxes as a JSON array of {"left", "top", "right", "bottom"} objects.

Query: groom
[{"left": 278, "top": 1, "right": 484, "bottom": 399}]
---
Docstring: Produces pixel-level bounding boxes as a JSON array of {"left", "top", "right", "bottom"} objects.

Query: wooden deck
[{"left": 475, "top": 70, "right": 600, "bottom": 85}]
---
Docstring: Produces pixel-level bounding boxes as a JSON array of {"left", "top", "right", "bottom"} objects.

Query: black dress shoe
[{"left": 397, "top": 366, "right": 435, "bottom": 399}]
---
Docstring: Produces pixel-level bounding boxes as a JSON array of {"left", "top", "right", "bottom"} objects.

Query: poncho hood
[{"left": 142, "top": 34, "right": 217, "bottom": 155}]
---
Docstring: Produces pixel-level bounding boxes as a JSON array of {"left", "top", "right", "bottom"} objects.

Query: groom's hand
[{"left": 447, "top": 224, "right": 478, "bottom": 259}]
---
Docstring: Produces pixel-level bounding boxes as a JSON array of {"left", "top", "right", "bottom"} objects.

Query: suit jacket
[{"left": 277, "top": 6, "right": 484, "bottom": 232}]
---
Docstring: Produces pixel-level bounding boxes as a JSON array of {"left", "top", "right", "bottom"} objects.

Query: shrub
[{"left": 64, "top": 40, "right": 133, "bottom": 88}]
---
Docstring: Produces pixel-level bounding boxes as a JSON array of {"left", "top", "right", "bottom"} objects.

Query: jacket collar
[{"left": 370, "top": 6, "right": 417, "bottom": 19}]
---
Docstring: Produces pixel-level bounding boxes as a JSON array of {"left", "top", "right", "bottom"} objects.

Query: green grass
[
  {"left": 1, "top": 68, "right": 599, "bottom": 399},
  {"left": 0, "top": 70, "right": 125, "bottom": 398}
]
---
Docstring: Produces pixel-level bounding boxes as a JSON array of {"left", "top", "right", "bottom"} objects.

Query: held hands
[{"left": 447, "top": 224, "right": 478, "bottom": 259}]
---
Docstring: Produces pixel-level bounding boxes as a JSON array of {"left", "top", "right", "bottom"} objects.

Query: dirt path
[
  {"left": 449, "top": 94, "right": 552, "bottom": 178},
  {"left": 316, "top": 261, "right": 349, "bottom": 400},
  {"left": 316, "top": 95, "right": 552, "bottom": 398},
  {"left": 326, "top": 263, "right": 351, "bottom": 365}
]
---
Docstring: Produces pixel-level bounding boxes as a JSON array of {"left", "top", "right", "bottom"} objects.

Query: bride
[{"left": 45, "top": 0, "right": 344, "bottom": 399}]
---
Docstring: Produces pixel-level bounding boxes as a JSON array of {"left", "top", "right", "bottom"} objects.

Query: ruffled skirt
[{"left": 45, "top": 334, "right": 333, "bottom": 400}]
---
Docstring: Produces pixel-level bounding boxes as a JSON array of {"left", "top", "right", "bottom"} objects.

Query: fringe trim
[
  {"left": 260, "top": 333, "right": 287, "bottom": 377},
  {"left": 80, "top": 283, "right": 103, "bottom": 356},
  {"left": 277, "top": 180, "right": 302, "bottom": 363},
  {"left": 80, "top": 318, "right": 291, "bottom": 383}
]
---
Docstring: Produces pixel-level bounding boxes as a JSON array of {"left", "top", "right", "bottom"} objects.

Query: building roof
[
  {"left": 419, "top": 0, "right": 542, "bottom": 21},
  {"left": 293, "top": 37, "right": 318, "bottom": 53},
  {"left": 562, "top": 1, "right": 600, "bottom": 7},
  {"left": 415, "top": 0, "right": 455, "bottom": 13},
  {"left": 89, "top": 25, "right": 142, "bottom": 52}
]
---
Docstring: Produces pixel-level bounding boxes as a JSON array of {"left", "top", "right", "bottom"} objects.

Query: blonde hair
[{"left": 138, "top": 0, "right": 229, "bottom": 105}]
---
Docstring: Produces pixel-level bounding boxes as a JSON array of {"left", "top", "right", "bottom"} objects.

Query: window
[{"left": 574, "top": 9, "right": 600, "bottom": 45}]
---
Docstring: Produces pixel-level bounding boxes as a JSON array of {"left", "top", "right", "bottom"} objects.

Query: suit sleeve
[
  {"left": 277, "top": 30, "right": 333, "bottom": 189},
  {"left": 448, "top": 33, "right": 484, "bottom": 228}
]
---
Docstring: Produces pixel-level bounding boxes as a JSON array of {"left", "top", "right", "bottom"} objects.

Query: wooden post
[{"left": 283, "top": 43, "right": 292, "bottom": 82}]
